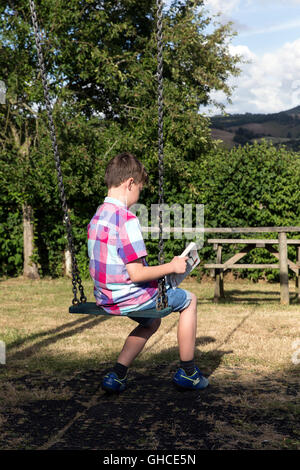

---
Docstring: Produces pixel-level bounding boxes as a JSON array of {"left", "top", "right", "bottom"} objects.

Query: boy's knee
[
  {"left": 189, "top": 292, "right": 197, "bottom": 306},
  {"left": 187, "top": 292, "right": 197, "bottom": 314}
]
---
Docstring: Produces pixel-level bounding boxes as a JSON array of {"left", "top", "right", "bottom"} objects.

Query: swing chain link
[
  {"left": 29, "top": 0, "right": 86, "bottom": 305},
  {"left": 156, "top": 0, "right": 168, "bottom": 310}
]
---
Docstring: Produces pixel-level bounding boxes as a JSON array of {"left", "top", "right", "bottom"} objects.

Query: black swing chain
[
  {"left": 29, "top": 0, "right": 167, "bottom": 310},
  {"left": 156, "top": 0, "right": 168, "bottom": 310},
  {"left": 29, "top": 0, "right": 86, "bottom": 305}
]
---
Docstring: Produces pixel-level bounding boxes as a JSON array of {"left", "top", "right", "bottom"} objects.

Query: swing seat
[{"left": 69, "top": 302, "right": 173, "bottom": 319}]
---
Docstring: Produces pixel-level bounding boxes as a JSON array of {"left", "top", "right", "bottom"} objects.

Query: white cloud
[
  {"left": 239, "top": 18, "right": 300, "bottom": 37},
  {"left": 205, "top": 0, "right": 300, "bottom": 19},
  {"left": 204, "top": 1, "right": 300, "bottom": 114},
  {"left": 209, "top": 39, "right": 300, "bottom": 115},
  {"left": 204, "top": 0, "right": 240, "bottom": 16},
  {"left": 258, "top": 0, "right": 300, "bottom": 5}
]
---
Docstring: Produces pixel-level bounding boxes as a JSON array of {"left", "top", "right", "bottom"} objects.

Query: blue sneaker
[
  {"left": 101, "top": 372, "right": 127, "bottom": 393},
  {"left": 173, "top": 367, "right": 209, "bottom": 390}
]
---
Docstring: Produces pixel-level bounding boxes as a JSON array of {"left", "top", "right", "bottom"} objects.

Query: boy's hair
[{"left": 104, "top": 152, "right": 149, "bottom": 188}]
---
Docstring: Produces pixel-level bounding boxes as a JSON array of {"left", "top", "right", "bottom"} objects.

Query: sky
[{"left": 203, "top": 0, "right": 300, "bottom": 115}]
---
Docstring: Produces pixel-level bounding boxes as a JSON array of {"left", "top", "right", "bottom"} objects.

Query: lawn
[{"left": 0, "top": 276, "right": 299, "bottom": 450}]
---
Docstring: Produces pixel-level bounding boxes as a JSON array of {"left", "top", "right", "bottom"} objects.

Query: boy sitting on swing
[{"left": 88, "top": 152, "right": 209, "bottom": 393}]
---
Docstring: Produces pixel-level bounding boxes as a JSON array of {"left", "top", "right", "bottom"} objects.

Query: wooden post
[
  {"left": 296, "top": 245, "right": 300, "bottom": 303},
  {"left": 279, "top": 232, "right": 289, "bottom": 305},
  {"left": 22, "top": 203, "right": 40, "bottom": 279},
  {"left": 214, "top": 244, "right": 224, "bottom": 302}
]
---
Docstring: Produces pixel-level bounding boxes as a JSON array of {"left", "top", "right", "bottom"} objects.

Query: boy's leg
[
  {"left": 173, "top": 291, "right": 208, "bottom": 389},
  {"left": 177, "top": 292, "right": 197, "bottom": 362},
  {"left": 117, "top": 318, "right": 161, "bottom": 367},
  {"left": 102, "top": 318, "right": 161, "bottom": 392}
]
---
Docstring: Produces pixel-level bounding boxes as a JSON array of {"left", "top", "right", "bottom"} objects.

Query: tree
[
  {"left": 0, "top": 0, "right": 241, "bottom": 277},
  {"left": 0, "top": 3, "right": 43, "bottom": 278},
  {"left": 194, "top": 140, "right": 300, "bottom": 281}
]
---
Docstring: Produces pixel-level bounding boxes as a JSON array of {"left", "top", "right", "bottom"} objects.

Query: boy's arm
[{"left": 126, "top": 256, "right": 188, "bottom": 283}]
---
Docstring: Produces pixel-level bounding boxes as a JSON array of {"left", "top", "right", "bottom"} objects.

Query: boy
[{"left": 88, "top": 152, "right": 209, "bottom": 392}]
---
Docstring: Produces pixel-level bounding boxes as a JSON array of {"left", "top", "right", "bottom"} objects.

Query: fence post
[
  {"left": 214, "top": 244, "right": 224, "bottom": 302},
  {"left": 296, "top": 245, "right": 300, "bottom": 303},
  {"left": 279, "top": 232, "right": 289, "bottom": 305},
  {"left": 0, "top": 341, "right": 6, "bottom": 365}
]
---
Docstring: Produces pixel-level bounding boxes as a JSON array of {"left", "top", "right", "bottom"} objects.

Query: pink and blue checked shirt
[{"left": 88, "top": 196, "right": 158, "bottom": 315}]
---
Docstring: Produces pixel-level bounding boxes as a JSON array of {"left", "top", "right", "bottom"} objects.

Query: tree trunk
[
  {"left": 64, "top": 247, "right": 72, "bottom": 277},
  {"left": 22, "top": 203, "right": 40, "bottom": 279}
]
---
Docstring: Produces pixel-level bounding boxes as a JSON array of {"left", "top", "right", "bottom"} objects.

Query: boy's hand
[{"left": 170, "top": 256, "right": 188, "bottom": 274}]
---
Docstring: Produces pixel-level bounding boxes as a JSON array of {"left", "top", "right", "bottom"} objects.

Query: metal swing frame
[{"left": 29, "top": 0, "right": 172, "bottom": 319}]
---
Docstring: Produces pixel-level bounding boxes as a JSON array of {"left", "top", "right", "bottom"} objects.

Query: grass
[{"left": 0, "top": 275, "right": 299, "bottom": 450}]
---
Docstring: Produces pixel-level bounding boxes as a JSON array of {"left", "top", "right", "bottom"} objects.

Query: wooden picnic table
[
  {"left": 141, "top": 225, "right": 300, "bottom": 305},
  {"left": 203, "top": 228, "right": 300, "bottom": 305}
]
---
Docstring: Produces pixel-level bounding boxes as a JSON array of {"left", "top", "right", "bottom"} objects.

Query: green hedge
[{"left": 1, "top": 141, "right": 300, "bottom": 282}]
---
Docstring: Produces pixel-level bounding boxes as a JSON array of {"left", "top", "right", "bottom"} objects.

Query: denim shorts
[{"left": 129, "top": 287, "right": 192, "bottom": 328}]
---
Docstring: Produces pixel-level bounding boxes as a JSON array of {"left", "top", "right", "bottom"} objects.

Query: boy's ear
[{"left": 127, "top": 177, "right": 135, "bottom": 189}]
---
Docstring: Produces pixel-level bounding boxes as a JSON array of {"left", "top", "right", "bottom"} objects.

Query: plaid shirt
[{"left": 87, "top": 196, "right": 158, "bottom": 315}]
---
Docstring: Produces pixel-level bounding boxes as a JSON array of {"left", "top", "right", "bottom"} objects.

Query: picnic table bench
[
  {"left": 141, "top": 225, "right": 300, "bottom": 305},
  {"left": 203, "top": 228, "right": 300, "bottom": 305}
]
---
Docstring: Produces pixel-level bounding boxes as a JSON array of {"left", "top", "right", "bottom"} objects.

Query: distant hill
[{"left": 210, "top": 106, "right": 300, "bottom": 151}]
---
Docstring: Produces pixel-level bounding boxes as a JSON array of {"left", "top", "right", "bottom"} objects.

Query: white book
[{"left": 166, "top": 242, "right": 200, "bottom": 289}]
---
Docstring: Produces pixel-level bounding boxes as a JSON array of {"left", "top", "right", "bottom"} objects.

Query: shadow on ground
[
  {"left": 200, "top": 289, "right": 300, "bottom": 305},
  {"left": 0, "top": 335, "right": 299, "bottom": 450},
  {"left": 7, "top": 316, "right": 110, "bottom": 361},
  {"left": 1, "top": 307, "right": 299, "bottom": 450}
]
